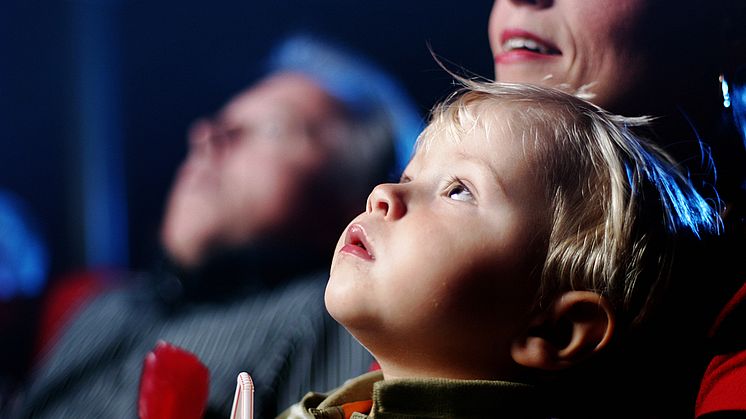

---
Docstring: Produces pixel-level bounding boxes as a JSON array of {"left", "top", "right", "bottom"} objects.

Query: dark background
[{"left": 0, "top": 1, "right": 493, "bottom": 281}]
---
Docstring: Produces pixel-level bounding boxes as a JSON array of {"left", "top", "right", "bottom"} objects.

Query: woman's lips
[
  {"left": 495, "top": 28, "right": 561, "bottom": 64},
  {"left": 340, "top": 224, "right": 374, "bottom": 261}
]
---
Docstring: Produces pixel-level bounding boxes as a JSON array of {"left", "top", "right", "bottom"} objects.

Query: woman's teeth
[{"left": 503, "top": 37, "right": 551, "bottom": 55}]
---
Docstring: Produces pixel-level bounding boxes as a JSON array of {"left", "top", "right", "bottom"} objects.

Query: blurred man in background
[
  {"left": 159, "top": 44, "right": 418, "bottom": 294},
  {"left": 17, "top": 34, "right": 421, "bottom": 418}
]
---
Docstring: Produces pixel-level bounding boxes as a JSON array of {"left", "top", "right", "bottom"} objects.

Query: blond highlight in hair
[{"left": 418, "top": 81, "right": 720, "bottom": 329}]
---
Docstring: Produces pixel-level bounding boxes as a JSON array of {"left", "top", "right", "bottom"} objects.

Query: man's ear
[{"left": 511, "top": 291, "right": 615, "bottom": 371}]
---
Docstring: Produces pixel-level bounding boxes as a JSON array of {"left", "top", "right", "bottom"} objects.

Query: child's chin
[
  {"left": 325, "top": 302, "right": 357, "bottom": 330},
  {"left": 323, "top": 279, "right": 345, "bottom": 317},
  {"left": 325, "top": 284, "right": 367, "bottom": 328}
]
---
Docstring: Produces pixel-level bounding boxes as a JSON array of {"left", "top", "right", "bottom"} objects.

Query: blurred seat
[{"left": 33, "top": 269, "right": 122, "bottom": 360}]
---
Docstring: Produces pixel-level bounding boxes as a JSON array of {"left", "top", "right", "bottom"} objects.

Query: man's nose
[
  {"left": 187, "top": 118, "right": 214, "bottom": 152},
  {"left": 366, "top": 183, "right": 407, "bottom": 220}
]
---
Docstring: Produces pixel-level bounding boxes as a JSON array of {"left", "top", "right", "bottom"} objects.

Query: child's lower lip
[{"left": 340, "top": 244, "right": 374, "bottom": 261}]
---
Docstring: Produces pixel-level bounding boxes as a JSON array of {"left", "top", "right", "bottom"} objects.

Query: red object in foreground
[{"left": 139, "top": 341, "right": 210, "bottom": 419}]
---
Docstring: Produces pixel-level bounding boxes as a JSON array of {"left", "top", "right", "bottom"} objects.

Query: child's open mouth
[{"left": 341, "top": 224, "right": 374, "bottom": 260}]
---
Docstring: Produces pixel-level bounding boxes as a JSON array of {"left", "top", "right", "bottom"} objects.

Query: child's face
[{"left": 326, "top": 109, "right": 551, "bottom": 378}]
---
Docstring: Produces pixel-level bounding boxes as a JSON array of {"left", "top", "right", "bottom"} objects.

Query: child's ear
[{"left": 510, "top": 291, "right": 615, "bottom": 371}]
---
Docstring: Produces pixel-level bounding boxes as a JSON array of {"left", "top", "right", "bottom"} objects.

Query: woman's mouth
[
  {"left": 503, "top": 37, "right": 555, "bottom": 55},
  {"left": 340, "top": 224, "right": 374, "bottom": 261},
  {"left": 496, "top": 29, "right": 561, "bottom": 63}
]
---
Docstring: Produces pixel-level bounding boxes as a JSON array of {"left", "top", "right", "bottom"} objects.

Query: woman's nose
[{"left": 366, "top": 183, "right": 407, "bottom": 220}]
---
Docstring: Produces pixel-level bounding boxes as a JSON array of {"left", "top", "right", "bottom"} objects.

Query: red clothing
[{"left": 696, "top": 281, "right": 746, "bottom": 416}]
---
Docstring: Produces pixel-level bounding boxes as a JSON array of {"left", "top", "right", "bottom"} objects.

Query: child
[{"left": 279, "top": 82, "right": 721, "bottom": 418}]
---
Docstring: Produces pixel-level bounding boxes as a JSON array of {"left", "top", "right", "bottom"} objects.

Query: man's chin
[{"left": 160, "top": 228, "right": 213, "bottom": 271}]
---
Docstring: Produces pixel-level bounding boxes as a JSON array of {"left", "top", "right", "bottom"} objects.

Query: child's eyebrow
[{"left": 454, "top": 152, "right": 507, "bottom": 195}]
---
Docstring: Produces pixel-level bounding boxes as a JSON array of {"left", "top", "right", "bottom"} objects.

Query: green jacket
[{"left": 277, "top": 371, "right": 552, "bottom": 419}]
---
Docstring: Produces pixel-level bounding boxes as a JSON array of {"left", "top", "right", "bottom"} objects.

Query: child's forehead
[
  {"left": 408, "top": 105, "right": 546, "bottom": 184},
  {"left": 416, "top": 100, "right": 545, "bottom": 159}
]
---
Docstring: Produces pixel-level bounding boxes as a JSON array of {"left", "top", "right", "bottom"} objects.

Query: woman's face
[{"left": 488, "top": 0, "right": 716, "bottom": 113}]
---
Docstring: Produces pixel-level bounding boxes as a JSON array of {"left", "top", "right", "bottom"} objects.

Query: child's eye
[{"left": 446, "top": 181, "right": 473, "bottom": 202}]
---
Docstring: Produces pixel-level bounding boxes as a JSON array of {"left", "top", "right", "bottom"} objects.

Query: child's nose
[{"left": 366, "top": 183, "right": 406, "bottom": 220}]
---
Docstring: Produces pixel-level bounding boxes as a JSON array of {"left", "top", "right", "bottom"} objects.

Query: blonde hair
[{"left": 418, "top": 81, "right": 721, "bottom": 328}]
